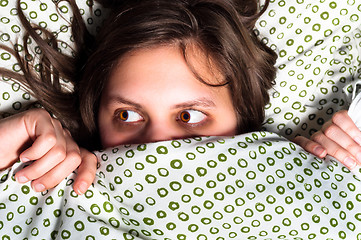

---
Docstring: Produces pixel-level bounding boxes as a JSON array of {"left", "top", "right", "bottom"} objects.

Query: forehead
[
  {"left": 109, "top": 44, "right": 225, "bottom": 89},
  {"left": 112, "top": 43, "right": 225, "bottom": 86},
  {"left": 102, "top": 45, "right": 231, "bottom": 107},
  {"left": 107, "top": 45, "right": 217, "bottom": 92}
]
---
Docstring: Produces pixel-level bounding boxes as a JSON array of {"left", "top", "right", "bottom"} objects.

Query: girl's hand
[
  {"left": 0, "top": 109, "right": 97, "bottom": 194},
  {"left": 293, "top": 110, "right": 361, "bottom": 170}
]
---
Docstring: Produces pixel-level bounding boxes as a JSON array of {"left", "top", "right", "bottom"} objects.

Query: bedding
[
  {"left": 1, "top": 0, "right": 361, "bottom": 239},
  {"left": 258, "top": 0, "right": 361, "bottom": 139},
  {"left": 1, "top": 132, "right": 361, "bottom": 239}
]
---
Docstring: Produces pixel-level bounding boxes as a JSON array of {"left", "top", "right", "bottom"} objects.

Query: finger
[
  {"left": 293, "top": 135, "right": 327, "bottom": 158},
  {"left": 15, "top": 121, "right": 68, "bottom": 184},
  {"left": 30, "top": 132, "right": 81, "bottom": 192},
  {"left": 15, "top": 142, "right": 67, "bottom": 185},
  {"left": 320, "top": 120, "right": 361, "bottom": 165},
  {"left": 72, "top": 148, "right": 98, "bottom": 195},
  {"left": 332, "top": 110, "right": 361, "bottom": 145},
  {"left": 311, "top": 131, "right": 357, "bottom": 169},
  {"left": 19, "top": 113, "right": 63, "bottom": 162}
]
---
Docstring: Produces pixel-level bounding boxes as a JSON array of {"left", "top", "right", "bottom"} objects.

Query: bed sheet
[
  {"left": 1, "top": 0, "right": 361, "bottom": 239},
  {"left": 257, "top": 0, "right": 361, "bottom": 139},
  {"left": 1, "top": 132, "right": 361, "bottom": 239},
  {"left": 0, "top": 0, "right": 361, "bottom": 136}
]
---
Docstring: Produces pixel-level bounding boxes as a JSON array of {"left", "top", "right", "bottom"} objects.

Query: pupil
[
  {"left": 121, "top": 111, "right": 128, "bottom": 120},
  {"left": 182, "top": 112, "right": 190, "bottom": 122}
]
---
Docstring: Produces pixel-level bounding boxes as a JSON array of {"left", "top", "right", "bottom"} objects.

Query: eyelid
[
  {"left": 114, "top": 109, "right": 145, "bottom": 123},
  {"left": 177, "top": 109, "right": 208, "bottom": 125}
]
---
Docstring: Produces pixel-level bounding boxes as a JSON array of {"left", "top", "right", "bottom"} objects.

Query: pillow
[
  {"left": 257, "top": 0, "right": 361, "bottom": 139},
  {"left": 1, "top": 1, "right": 361, "bottom": 239},
  {"left": 0, "top": 0, "right": 105, "bottom": 117},
  {"left": 1, "top": 132, "right": 361, "bottom": 239}
]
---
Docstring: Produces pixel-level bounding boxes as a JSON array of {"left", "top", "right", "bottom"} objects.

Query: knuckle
[
  {"left": 331, "top": 110, "right": 347, "bottom": 125},
  {"left": 293, "top": 136, "right": 302, "bottom": 144},
  {"left": 294, "top": 136, "right": 311, "bottom": 150},
  {"left": 322, "top": 125, "right": 338, "bottom": 138},
  {"left": 81, "top": 149, "right": 98, "bottom": 165},
  {"left": 310, "top": 131, "right": 323, "bottom": 143},
  {"left": 329, "top": 147, "right": 343, "bottom": 159},
  {"left": 30, "top": 168, "right": 43, "bottom": 178},
  {"left": 345, "top": 144, "right": 360, "bottom": 155},
  {"left": 52, "top": 145, "right": 67, "bottom": 160},
  {"left": 343, "top": 124, "right": 357, "bottom": 136},
  {"left": 86, "top": 153, "right": 98, "bottom": 163},
  {"left": 67, "top": 150, "right": 82, "bottom": 165},
  {"left": 43, "top": 133, "right": 57, "bottom": 145},
  {"left": 88, "top": 153, "right": 98, "bottom": 164},
  {"left": 35, "top": 179, "right": 56, "bottom": 190},
  {"left": 304, "top": 141, "right": 316, "bottom": 152}
]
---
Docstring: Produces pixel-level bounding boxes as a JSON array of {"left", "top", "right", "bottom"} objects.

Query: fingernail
[
  {"left": 16, "top": 175, "right": 28, "bottom": 183},
  {"left": 33, "top": 183, "right": 45, "bottom": 192},
  {"left": 314, "top": 146, "right": 326, "bottom": 157},
  {"left": 344, "top": 157, "right": 357, "bottom": 169},
  {"left": 20, "top": 157, "right": 30, "bottom": 163},
  {"left": 77, "top": 181, "right": 88, "bottom": 195}
]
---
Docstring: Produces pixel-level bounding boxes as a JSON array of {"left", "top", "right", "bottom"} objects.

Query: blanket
[
  {"left": 1, "top": 132, "right": 361, "bottom": 239},
  {"left": 1, "top": 0, "right": 361, "bottom": 239}
]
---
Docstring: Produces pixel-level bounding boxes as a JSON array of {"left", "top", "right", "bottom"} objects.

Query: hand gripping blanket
[
  {"left": 1, "top": 2, "right": 361, "bottom": 239},
  {"left": 1, "top": 132, "right": 360, "bottom": 239}
]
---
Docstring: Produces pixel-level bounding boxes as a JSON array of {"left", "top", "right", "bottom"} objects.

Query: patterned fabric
[
  {"left": 1, "top": 132, "right": 361, "bottom": 239},
  {"left": 0, "top": 0, "right": 361, "bottom": 239},
  {"left": 0, "top": 0, "right": 104, "bottom": 117},
  {"left": 259, "top": 0, "right": 361, "bottom": 139}
]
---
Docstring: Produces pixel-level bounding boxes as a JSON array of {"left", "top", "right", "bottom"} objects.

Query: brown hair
[{"left": 0, "top": 0, "right": 277, "bottom": 149}]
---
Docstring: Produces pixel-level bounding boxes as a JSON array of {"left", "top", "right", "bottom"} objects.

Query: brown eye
[
  {"left": 119, "top": 110, "right": 129, "bottom": 121},
  {"left": 179, "top": 110, "right": 206, "bottom": 124},
  {"left": 117, "top": 110, "right": 143, "bottom": 122},
  {"left": 180, "top": 111, "right": 191, "bottom": 123}
]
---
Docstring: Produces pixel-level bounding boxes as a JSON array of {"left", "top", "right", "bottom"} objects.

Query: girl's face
[{"left": 98, "top": 46, "right": 238, "bottom": 148}]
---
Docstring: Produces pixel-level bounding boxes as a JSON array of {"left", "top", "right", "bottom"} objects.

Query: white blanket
[
  {"left": 1, "top": 132, "right": 360, "bottom": 239},
  {"left": 1, "top": 0, "right": 361, "bottom": 239}
]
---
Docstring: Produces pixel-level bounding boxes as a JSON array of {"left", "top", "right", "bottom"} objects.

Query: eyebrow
[
  {"left": 173, "top": 98, "right": 216, "bottom": 109},
  {"left": 107, "top": 95, "right": 216, "bottom": 109},
  {"left": 107, "top": 95, "right": 143, "bottom": 109}
]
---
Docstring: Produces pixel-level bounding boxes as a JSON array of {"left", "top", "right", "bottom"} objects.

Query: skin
[
  {"left": 98, "top": 45, "right": 238, "bottom": 147},
  {"left": 0, "top": 109, "right": 97, "bottom": 194},
  {"left": 2, "top": 45, "right": 359, "bottom": 194},
  {"left": 294, "top": 110, "right": 361, "bottom": 169},
  {"left": 0, "top": 44, "right": 238, "bottom": 194}
]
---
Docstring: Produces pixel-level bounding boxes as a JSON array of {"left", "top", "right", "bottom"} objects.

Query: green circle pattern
[
  {"left": 0, "top": 0, "right": 104, "bottom": 117},
  {"left": 258, "top": 0, "right": 361, "bottom": 140},
  {"left": 1, "top": 0, "right": 361, "bottom": 239},
  {"left": 1, "top": 132, "right": 361, "bottom": 238}
]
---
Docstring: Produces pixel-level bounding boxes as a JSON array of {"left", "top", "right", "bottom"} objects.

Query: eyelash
[
  {"left": 114, "top": 109, "right": 144, "bottom": 124},
  {"left": 113, "top": 109, "right": 208, "bottom": 126},
  {"left": 176, "top": 109, "right": 208, "bottom": 125}
]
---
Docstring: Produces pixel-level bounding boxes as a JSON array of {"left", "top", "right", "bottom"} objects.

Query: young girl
[{"left": 0, "top": 0, "right": 277, "bottom": 193}]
